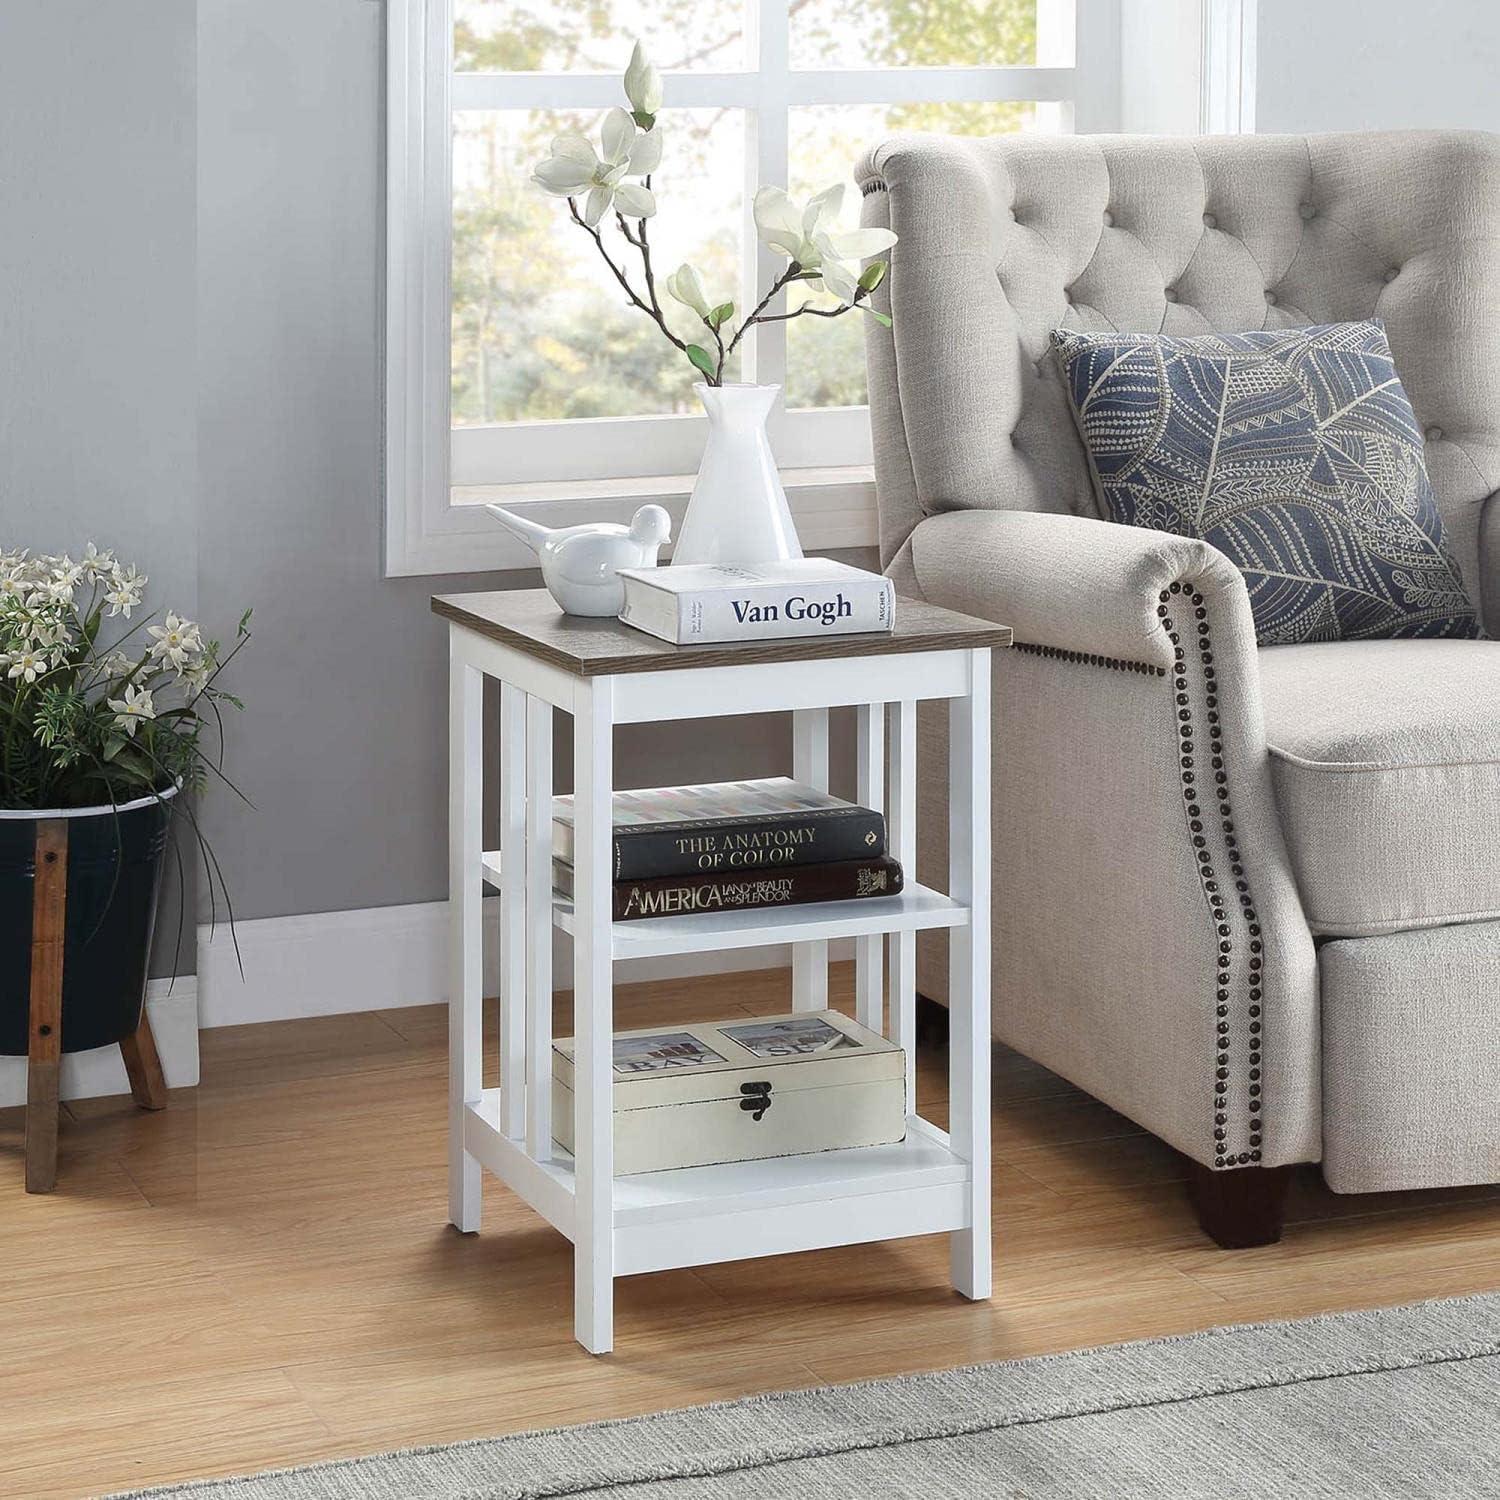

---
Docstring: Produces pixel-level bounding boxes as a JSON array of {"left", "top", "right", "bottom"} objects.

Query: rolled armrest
[
  {"left": 892, "top": 506, "right": 1322, "bottom": 1173},
  {"left": 899, "top": 509, "right": 1256, "bottom": 670}
]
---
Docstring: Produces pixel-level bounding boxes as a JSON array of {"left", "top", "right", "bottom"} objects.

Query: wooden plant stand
[{"left": 24, "top": 818, "right": 168, "bottom": 1195}]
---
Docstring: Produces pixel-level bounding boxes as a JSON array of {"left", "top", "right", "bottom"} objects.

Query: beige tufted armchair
[{"left": 857, "top": 130, "right": 1500, "bottom": 1245}]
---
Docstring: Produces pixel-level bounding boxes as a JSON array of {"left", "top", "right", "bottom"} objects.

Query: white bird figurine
[{"left": 484, "top": 503, "right": 672, "bottom": 617}]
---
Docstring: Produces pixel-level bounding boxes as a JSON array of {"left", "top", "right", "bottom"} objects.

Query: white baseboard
[
  {"left": 0, "top": 980, "right": 200, "bottom": 1108},
  {"left": 197, "top": 897, "right": 839, "bottom": 1029}
]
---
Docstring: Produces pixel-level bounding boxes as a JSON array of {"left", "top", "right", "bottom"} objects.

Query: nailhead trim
[
  {"left": 1013, "top": 641, "right": 1167, "bottom": 677},
  {"left": 1159, "top": 582, "right": 1264, "bottom": 1172}
]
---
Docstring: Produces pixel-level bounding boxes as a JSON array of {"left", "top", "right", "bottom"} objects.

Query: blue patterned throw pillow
[{"left": 1051, "top": 320, "right": 1482, "bottom": 643}]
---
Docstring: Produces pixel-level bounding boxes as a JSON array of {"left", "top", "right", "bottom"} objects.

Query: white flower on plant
[
  {"left": 180, "top": 655, "right": 214, "bottom": 694},
  {"left": 147, "top": 611, "right": 203, "bottom": 670},
  {"left": 532, "top": 109, "right": 660, "bottom": 227},
  {"left": 30, "top": 615, "right": 72, "bottom": 654},
  {"left": 752, "top": 184, "right": 897, "bottom": 304},
  {"left": 107, "top": 682, "right": 156, "bottom": 736},
  {"left": 104, "top": 567, "right": 146, "bottom": 618},
  {"left": 82, "top": 542, "right": 116, "bottom": 581},
  {"left": 664, "top": 263, "right": 713, "bottom": 321},
  {"left": 0, "top": 563, "right": 28, "bottom": 599},
  {"left": 6, "top": 647, "right": 47, "bottom": 684},
  {"left": 623, "top": 41, "right": 662, "bottom": 124},
  {"left": 45, "top": 556, "right": 82, "bottom": 602}
]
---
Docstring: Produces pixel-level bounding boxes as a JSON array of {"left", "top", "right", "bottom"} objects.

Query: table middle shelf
[{"left": 480, "top": 851, "right": 968, "bottom": 958}]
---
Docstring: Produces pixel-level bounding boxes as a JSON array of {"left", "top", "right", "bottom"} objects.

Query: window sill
[{"left": 391, "top": 467, "right": 879, "bottom": 578}]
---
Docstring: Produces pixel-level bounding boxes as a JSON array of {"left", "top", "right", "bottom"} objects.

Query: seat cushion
[
  {"left": 1259, "top": 639, "right": 1500, "bottom": 936},
  {"left": 1051, "top": 320, "right": 1484, "bottom": 644}
]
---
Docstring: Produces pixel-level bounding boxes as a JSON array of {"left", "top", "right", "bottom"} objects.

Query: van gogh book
[
  {"left": 552, "top": 854, "right": 903, "bottom": 922},
  {"left": 551, "top": 777, "right": 886, "bottom": 879},
  {"left": 616, "top": 559, "right": 895, "bottom": 644}
]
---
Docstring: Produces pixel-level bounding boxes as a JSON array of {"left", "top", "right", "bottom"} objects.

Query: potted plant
[
  {"left": 0, "top": 544, "right": 247, "bottom": 1190},
  {"left": 526, "top": 41, "right": 899, "bottom": 567}
]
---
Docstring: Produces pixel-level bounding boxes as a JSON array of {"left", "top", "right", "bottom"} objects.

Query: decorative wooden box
[{"left": 552, "top": 1009, "right": 906, "bottom": 1175}]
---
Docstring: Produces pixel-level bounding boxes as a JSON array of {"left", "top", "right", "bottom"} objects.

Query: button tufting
[
  {"left": 1298, "top": 202, "right": 1317, "bottom": 220},
  {"left": 1063, "top": 286, "right": 1074, "bottom": 302},
  {"left": 1425, "top": 426, "right": 1444, "bottom": 442},
  {"left": 1383, "top": 266, "right": 1400, "bottom": 283},
  {"left": 1265, "top": 291, "right": 1277, "bottom": 306},
  {"left": 1102, "top": 209, "right": 1114, "bottom": 227},
  {"left": 1164, "top": 286, "right": 1179, "bottom": 303},
  {"left": 1202, "top": 212, "right": 1217, "bottom": 229}
]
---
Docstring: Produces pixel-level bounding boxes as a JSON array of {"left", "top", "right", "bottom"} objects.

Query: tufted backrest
[{"left": 857, "top": 131, "right": 1500, "bottom": 630}]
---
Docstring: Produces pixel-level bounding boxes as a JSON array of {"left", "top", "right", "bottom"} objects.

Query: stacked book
[
  {"left": 551, "top": 777, "right": 903, "bottom": 922},
  {"left": 617, "top": 558, "right": 894, "bottom": 645}
]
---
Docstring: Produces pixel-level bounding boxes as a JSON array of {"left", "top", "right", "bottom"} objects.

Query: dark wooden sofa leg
[
  {"left": 25, "top": 820, "right": 68, "bottom": 1194},
  {"left": 1188, "top": 1161, "right": 1292, "bottom": 1248},
  {"left": 120, "top": 1009, "right": 169, "bottom": 1111}
]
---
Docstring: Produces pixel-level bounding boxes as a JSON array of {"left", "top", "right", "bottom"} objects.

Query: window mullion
[{"left": 744, "top": 0, "right": 789, "bottom": 393}]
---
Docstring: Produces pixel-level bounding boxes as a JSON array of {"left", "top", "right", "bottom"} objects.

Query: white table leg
[
  {"left": 525, "top": 696, "right": 554, "bottom": 1161},
  {"left": 855, "top": 702, "right": 885, "bottom": 1034},
  {"left": 499, "top": 684, "right": 526, "bottom": 1139},
  {"left": 573, "top": 677, "right": 615, "bottom": 1354},
  {"left": 948, "top": 650, "right": 991, "bottom": 1300},
  {"left": 791, "top": 707, "right": 829, "bottom": 1014},
  {"left": 888, "top": 699, "right": 918, "bottom": 1115},
  {"left": 447, "top": 645, "right": 483, "bottom": 1233}
]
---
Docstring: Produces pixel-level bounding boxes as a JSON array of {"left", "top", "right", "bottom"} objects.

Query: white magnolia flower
[
  {"left": 104, "top": 567, "right": 146, "bottom": 618},
  {"left": 664, "top": 263, "right": 713, "bottom": 321},
  {"left": 532, "top": 110, "right": 659, "bottom": 226},
  {"left": 753, "top": 183, "right": 897, "bottom": 304},
  {"left": 7, "top": 647, "right": 46, "bottom": 684},
  {"left": 624, "top": 41, "right": 662, "bottom": 121},
  {"left": 147, "top": 611, "right": 203, "bottom": 670},
  {"left": 108, "top": 682, "right": 156, "bottom": 735}
]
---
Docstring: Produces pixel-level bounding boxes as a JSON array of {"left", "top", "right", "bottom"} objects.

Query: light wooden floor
[{"left": 3, "top": 964, "right": 1498, "bottom": 1500}]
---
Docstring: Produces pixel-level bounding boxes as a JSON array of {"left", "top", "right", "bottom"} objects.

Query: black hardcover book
[
  {"left": 551, "top": 777, "right": 886, "bottom": 880},
  {"left": 553, "top": 855, "right": 904, "bottom": 923}
]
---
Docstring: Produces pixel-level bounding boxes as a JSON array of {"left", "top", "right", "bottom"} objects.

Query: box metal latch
[{"left": 738, "top": 1080, "right": 773, "bottom": 1121}]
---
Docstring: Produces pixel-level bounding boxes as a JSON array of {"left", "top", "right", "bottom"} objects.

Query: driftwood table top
[{"left": 432, "top": 588, "right": 1012, "bottom": 678}]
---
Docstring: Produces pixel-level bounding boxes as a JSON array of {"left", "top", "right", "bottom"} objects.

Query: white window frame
[
  {"left": 1200, "top": 0, "right": 1256, "bottom": 133},
  {"left": 384, "top": 0, "right": 1121, "bottom": 575}
]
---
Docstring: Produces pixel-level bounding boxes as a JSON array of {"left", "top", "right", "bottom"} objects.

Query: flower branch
[{"left": 531, "top": 40, "right": 897, "bottom": 389}]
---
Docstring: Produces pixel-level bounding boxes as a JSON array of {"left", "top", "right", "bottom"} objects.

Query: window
[{"left": 386, "top": 0, "right": 1118, "bottom": 574}]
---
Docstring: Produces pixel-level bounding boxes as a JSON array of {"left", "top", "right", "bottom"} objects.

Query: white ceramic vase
[{"left": 672, "top": 383, "right": 804, "bottom": 567}]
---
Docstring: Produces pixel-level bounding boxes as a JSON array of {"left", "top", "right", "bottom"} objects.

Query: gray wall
[
  {"left": 2, "top": 0, "right": 199, "bottom": 970},
  {"left": 1257, "top": 0, "right": 1500, "bottom": 133},
  {"left": 196, "top": 0, "right": 864, "bottom": 945}
]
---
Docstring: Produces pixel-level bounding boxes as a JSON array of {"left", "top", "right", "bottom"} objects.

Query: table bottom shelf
[{"left": 464, "top": 1090, "right": 973, "bottom": 1277}]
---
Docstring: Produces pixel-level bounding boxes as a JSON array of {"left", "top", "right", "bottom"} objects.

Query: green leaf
[
  {"left": 858, "top": 260, "right": 888, "bottom": 293},
  {"left": 862, "top": 307, "right": 893, "bottom": 328},
  {"left": 707, "top": 302, "right": 734, "bottom": 330},
  {"left": 685, "top": 344, "right": 717, "bottom": 379}
]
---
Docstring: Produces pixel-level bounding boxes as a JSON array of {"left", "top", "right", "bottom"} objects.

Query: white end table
[{"left": 434, "top": 588, "right": 1010, "bottom": 1354}]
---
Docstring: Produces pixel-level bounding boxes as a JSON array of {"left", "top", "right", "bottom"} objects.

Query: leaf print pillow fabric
[{"left": 1051, "top": 319, "right": 1482, "bottom": 644}]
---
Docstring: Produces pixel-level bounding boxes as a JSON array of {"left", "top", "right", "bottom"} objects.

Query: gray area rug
[{"left": 116, "top": 1294, "right": 1500, "bottom": 1499}]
